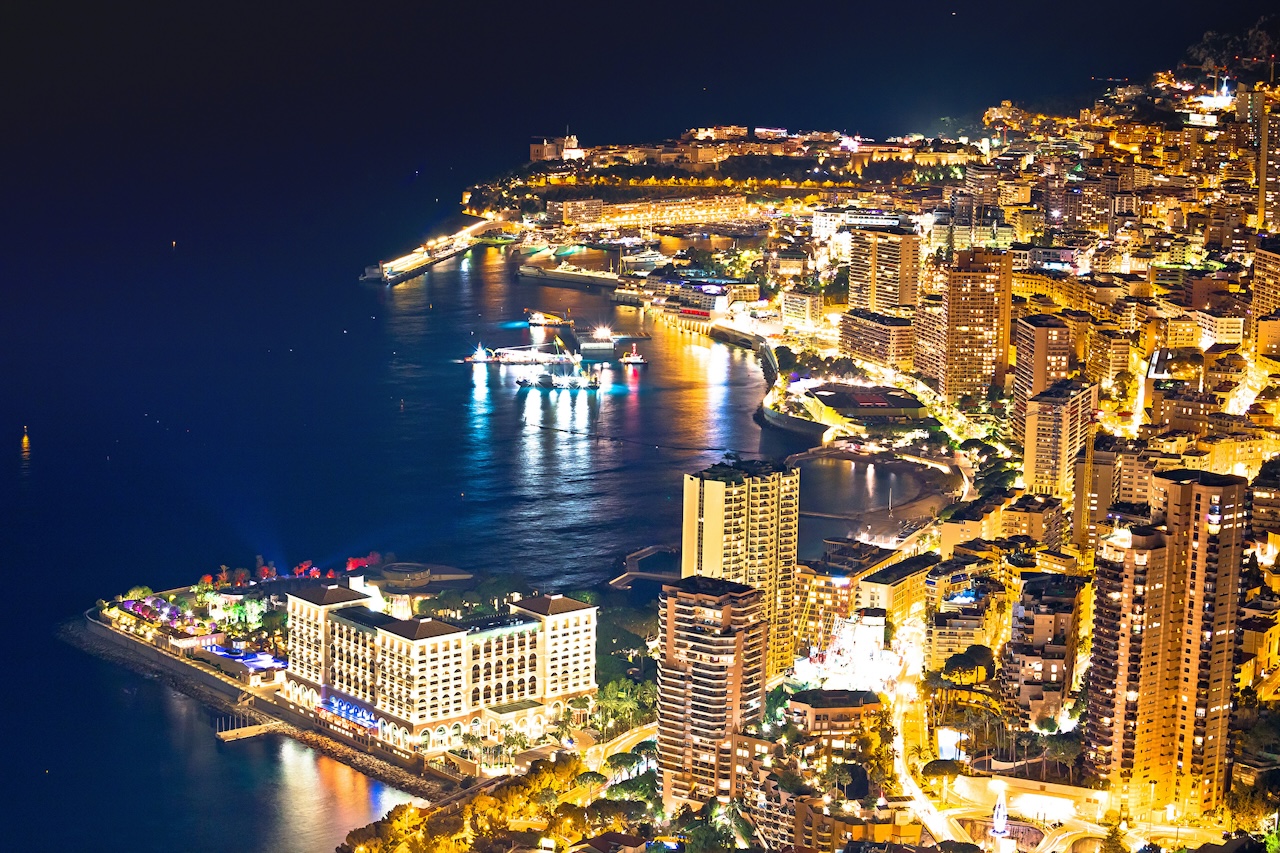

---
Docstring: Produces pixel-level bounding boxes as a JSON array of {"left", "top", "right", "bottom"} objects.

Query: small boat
[
  {"left": 620, "top": 344, "right": 647, "bottom": 365},
  {"left": 536, "top": 372, "right": 556, "bottom": 388},
  {"left": 516, "top": 377, "right": 534, "bottom": 388}
]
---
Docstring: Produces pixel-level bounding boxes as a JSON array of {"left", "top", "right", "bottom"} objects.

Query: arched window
[
  {"left": 484, "top": 662, "right": 491, "bottom": 679},
  {"left": 528, "top": 675, "right": 536, "bottom": 692},
  {"left": 494, "top": 660, "right": 503, "bottom": 678},
  {"left": 472, "top": 687, "right": 481, "bottom": 705},
  {"left": 506, "top": 656, "right": 515, "bottom": 673},
  {"left": 483, "top": 686, "right": 491, "bottom": 703},
  {"left": 517, "top": 677, "right": 526, "bottom": 696},
  {"left": 506, "top": 680, "right": 515, "bottom": 699},
  {"left": 472, "top": 664, "right": 480, "bottom": 681}
]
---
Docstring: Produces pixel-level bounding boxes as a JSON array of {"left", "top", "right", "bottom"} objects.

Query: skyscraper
[
  {"left": 657, "top": 576, "right": 767, "bottom": 808},
  {"left": 846, "top": 226, "right": 921, "bottom": 314},
  {"left": 1086, "top": 525, "right": 1167, "bottom": 814},
  {"left": 1255, "top": 238, "right": 1280, "bottom": 352},
  {"left": 683, "top": 460, "right": 798, "bottom": 680},
  {"left": 1022, "top": 379, "right": 1097, "bottom": 501},
  {"left": 938, "top": 248, "right": 1013, "bottom": 402},
  {"left": 1086, "top": 471, "right": 1248, "bottom": 818},
  {"left": 1261, "top": 105, "right": 1278, "bottom": 232},
  {"left": 1012, "top": 314, "right": 1071, "bottom": 444},
  {"left": 913, "top": 294, "right": 947, "bottom": 386}
]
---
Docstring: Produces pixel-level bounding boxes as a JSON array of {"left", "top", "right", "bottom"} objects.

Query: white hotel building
[{"left": 282, "top": 585, "right": 597, "bottom": 756}]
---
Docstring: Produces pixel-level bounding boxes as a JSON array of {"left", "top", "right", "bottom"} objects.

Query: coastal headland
[{"left": 58, "top": 616, "right": 449, "bottom": 802}]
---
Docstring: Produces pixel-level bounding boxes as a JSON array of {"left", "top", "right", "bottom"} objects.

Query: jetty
[{"left": 214, "top": 713, "right": 283, "bottom": 742}]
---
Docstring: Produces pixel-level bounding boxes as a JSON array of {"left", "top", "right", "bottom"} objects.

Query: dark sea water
[{"left": 3, "top": 234, "right": 903, "bottom": 851}]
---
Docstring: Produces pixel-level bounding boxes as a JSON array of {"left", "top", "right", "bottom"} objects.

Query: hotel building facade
[{"left": 282, "top": 586, "right": 596, "bottom": 756}]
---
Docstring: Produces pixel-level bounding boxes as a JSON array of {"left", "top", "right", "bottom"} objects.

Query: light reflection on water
[
  {"left": 377, "top": 247, "right": 796, "bottom": 583},
  {"left": 373, "top": 248, "right": 909, "bottom": 580}
]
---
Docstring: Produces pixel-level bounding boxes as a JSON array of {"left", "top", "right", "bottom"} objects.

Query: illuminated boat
[
  {"left": 518, "top": 262, "right": 620, "bottom": 288},
  {"left": 527, "top": 309, "right": 573, "bottom": 327},
  {"left": 465, "top": 343, "right": 573, "bottom": 365},
  {"left": 620, "top": 344, "right": 647, "bottom": 365},
  {"left": 619, "top": 248, "right": 672, "bottom": 270}
]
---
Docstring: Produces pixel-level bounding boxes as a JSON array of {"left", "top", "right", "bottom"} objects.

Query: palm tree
[
  {"left": 634, "top": 681, "right": 658, "bottom": 722},
  {"left": 907, "top": 742, "right": 930, "bottom": 772},
  {"left": 549, "top": 712, "right": 572, "bottom": 744},
  {"left": 568, "top": 695, "right": 592, "bottom": 727},
  {"left": 612, "top": 683, "right": 640, "bottom": 730}
]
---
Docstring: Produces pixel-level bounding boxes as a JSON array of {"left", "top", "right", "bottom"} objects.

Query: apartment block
[
  {"left": 657, "top": 576, "right": 767, "bottom": 808},
  {"left": 846, "top": 226, "right": 921, "bottom": 313},
  {"left": 839, "top": 308, "right": 914, "bottom": 372},
  {"left": 1023, "top": 380, "right": 1098, "bottom": 501},
  {"left": 683, "top": 461, "right": 799, "bottom": 680},
  {"left": 1012, "top": 314, "right": 1071, "bottom": 444}
]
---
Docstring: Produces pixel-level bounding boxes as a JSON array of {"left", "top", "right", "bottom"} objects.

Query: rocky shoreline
[{"left": 57, "top": 618, "right": 448, "bottom": 803}]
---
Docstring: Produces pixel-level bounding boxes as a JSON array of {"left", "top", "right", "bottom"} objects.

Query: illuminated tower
[
  {"left": 1085, "top": 526, "right": 1167, "bottom": 816},
  {"left": 1022, "top": 379, "right": 1097, "bottom": 500},
  {"left": 1262, "top": 105, "right": 1278, "bottom": 232},
  {"left": 1012, "top": 314, "right": 1071, "bottom": 444},
  {"left": 657, "top": 576, "right": 766, "bottom": 808},
  {"left": 939, "top": 248, "right": 1012, "bottom": 402},
  {"left": 1085, "top": 471, "right": 1247, "bottom": 818},
  {"left": 682, "top": 460, "right": 798, "bottom": 681},
  {"left": 847, "top": 226, "right": 921, "bottom": 313},
  {"left": 1255, "top": 237, "right": 1280, "bottom": 352},
  {"left": 1151, "top": 470, "right": 1247, "bottom": 816}
]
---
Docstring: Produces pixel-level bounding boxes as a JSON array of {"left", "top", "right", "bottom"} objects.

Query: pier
[
  {"left": 362, "top": 219, "right": 509, "bottom": 285},
  {"left": 214, "top": 713, "right": 282, "bottom": 742}
]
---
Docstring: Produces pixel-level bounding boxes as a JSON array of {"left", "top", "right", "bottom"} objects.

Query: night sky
[{"left": 3, "top": 1, "right": 1276, "bottom": 270}]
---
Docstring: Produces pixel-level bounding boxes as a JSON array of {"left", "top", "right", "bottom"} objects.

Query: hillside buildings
[{"left": 1000, "top": 573, "right": 1087, "bottom": 729}]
